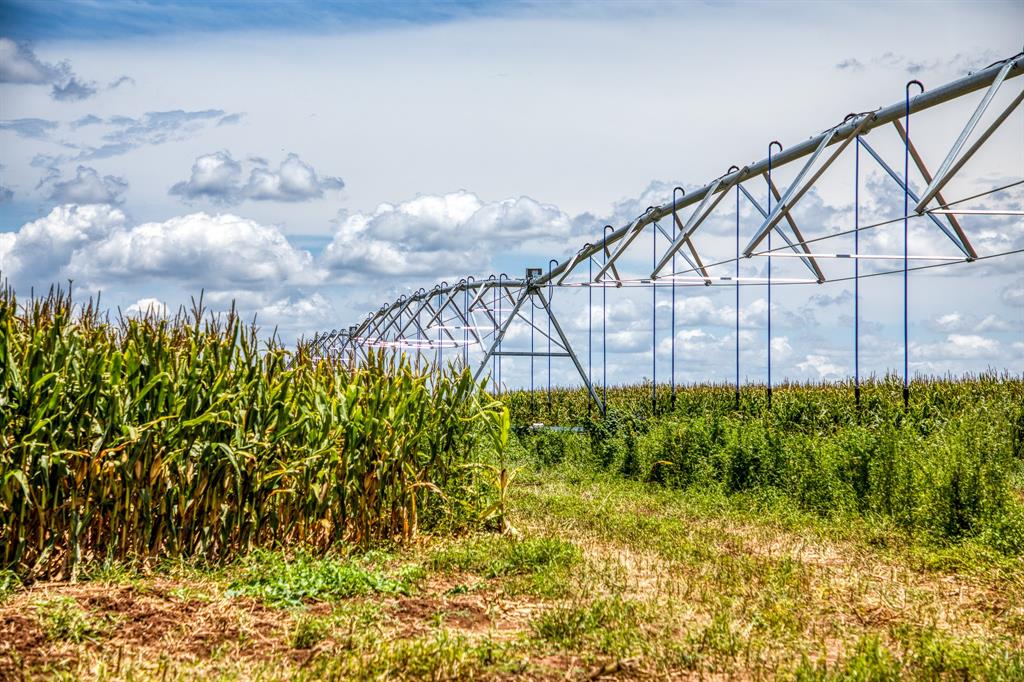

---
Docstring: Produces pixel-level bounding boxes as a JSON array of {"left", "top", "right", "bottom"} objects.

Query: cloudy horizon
[{"left": 1, "top": 0, "right": 1021, "bottom": 389}]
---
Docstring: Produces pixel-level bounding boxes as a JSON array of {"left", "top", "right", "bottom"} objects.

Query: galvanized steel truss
[{"left": 311, "top": 53, "right": 1024, "bottom": 411}]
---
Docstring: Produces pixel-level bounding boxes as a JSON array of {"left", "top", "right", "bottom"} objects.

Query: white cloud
[
  {"left": 321, "top": 190, "right": 572, "bottom": 279},
  {"left": 0, "top": 204, "right": 127, "bottom": 285},
  {"left": 169, "top": 151, "right": 242, "bottom": 202},
  {"left": 70, "top": 212, "right": 321, "bottom": 289},
  {"left": 912, "top": 334, "right": 1001, "bottom": 360},
  {"left": 0, "top": 204, "right": 321, "bottom": 292},
  {"left": 48, "top": 165, "right": 128, "bottom": 204},
  {"left": 244, "top": 154, "right": 344, "bottom": 202},
  {"left": 124, "top": 297, "right": 168, "bottom": 317},
  {"left": 797, "top": 354, "right": 844, "bottom": 378},
  {"left": 931, "top": 311, "right": 1012, "bottom": 333},
  {"left": 169, "top": 151, "right": 343, "bottom": 203}
]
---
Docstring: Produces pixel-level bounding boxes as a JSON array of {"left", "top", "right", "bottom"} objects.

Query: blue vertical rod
[
  {"left": 548, "top": 259, "right": 557, "bottom": 415},
  {"left": 672, "top": 188, "right": 683, "bottom": 410},
  {"left": 735, "top": 182, "right": 741, "bottom": 409},
  {"left": 530, "top": 282, "right": 535, "bottom": 416},
  {"left": 438, "top": 285, "right": 444, "bottom": 372},
  {"left": 498, "top": 274, "right": 506, "bottom": 395},
  {"left": 767, "top": 142, "right": 781, "bottom": 409},
  {"left": 903, "top": 81, "right": 922, "bottom": 411},
  {"left": 490, "top": 277, "right": 497, "bottom": 394},
  {"left": 604, "top": 225, "right": 612, "bottom": 410},
  {"left": 854, "top": 137, "right": 861, "bottom": 408},
  {"left": 463, "top": 283, "right": 469, "bottom": 369},
  {"left": 652, "top": 220, "right": 657, "bottom": 414},
  {"left": 587, "top": 252, "right": 593, "bottom": 418}
]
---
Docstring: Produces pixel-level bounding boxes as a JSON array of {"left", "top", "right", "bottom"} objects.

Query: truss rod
[{"left": 533, "top": 53, "right": 1023, "bottom": 289}]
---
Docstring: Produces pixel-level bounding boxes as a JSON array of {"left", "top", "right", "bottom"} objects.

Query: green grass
[
  {"left": 530, "top": 597, "right": 648, "bottom": 656},
  {"left": 509, "top": 377, "right": 1024, "bottom": 556},
  {"left": 225, "top": 550, "right": 422, "bottom": 607},
  {"left": 34, "top": 596, "right": 107, "bottom": 644},
  {"left": 289, "top": 613, "right": 332, "bottom": 649},
  {"left": 429, "top": 534, "right": 581, "bottom": 596}
]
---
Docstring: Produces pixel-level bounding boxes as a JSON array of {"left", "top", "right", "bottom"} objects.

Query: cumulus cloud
[
  {"left": 244, "top": 154, "right": 344, "bottom": 201},
  {"left": 169, "top": 151, "right": 243, "bottom": 202},
  {"left": 0, "top": 38, "right": 99, "bottom": 101},
  {"left": 321, "top": 190, "right": 572, "bottom": 279},
  {"left": 912, "top": 334, "right": 1001, "bottom": 360},
  {"left": 0, "top": 204, "right": 321, "bottom": 292},
  {"left": 0, "top": 204, "right": 127, "bottom": 285},
  {"left": 170, "top": 151, "right": 343, "bottom": 204},
  {"left": 797, "top": 354, "right": 845, "bottom": 378},
  {"left": 70, "top": 212, "right": 322, "bottom": 289},
  {"left": 124, "top": 297, "right": 168, "bottom": 317},
  {"left": 652, "top": 295, "right": 769, "bottom": 329},
  {"left": 930, "top": 311, "right": 1011, "bottom": 333},
  {"left": 47, "top": 166, "right": 128, "bottom": 204}
]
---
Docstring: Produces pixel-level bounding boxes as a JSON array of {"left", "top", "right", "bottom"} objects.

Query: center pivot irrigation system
[{"left": 310, "top": 53, "right": 1024, "bottom": 414}]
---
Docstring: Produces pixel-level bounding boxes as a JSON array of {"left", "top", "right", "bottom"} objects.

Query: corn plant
[{"left": 0, "top": 285, "right": 503, "bottom": 580}]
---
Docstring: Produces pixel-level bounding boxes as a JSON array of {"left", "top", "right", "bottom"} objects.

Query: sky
[{"left": 1, "top": 0, "right": 1022, "bottom": 389}]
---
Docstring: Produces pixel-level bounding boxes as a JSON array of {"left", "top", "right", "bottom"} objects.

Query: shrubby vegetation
[
  {"left": 506, "top": 377, "right": 1024, "bottom": 552},
  {"left": 0, "top": 286, "right": 507, "bottom": 580}
]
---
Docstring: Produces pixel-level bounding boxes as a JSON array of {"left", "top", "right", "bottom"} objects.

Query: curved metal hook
[
  {"left": 672, "top": 186, "right": 685, "bottom": 212},
  {"left": 906, "top": 79, "right": 924, "bottom": 97},
  {"left": 768, "top": 140, "right": 782, "bottom": 157}
]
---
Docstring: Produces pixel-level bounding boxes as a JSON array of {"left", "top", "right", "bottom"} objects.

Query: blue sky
[
  {"left": 0, "top": 1, "right": 509, "bottom": 40},
  {"left": 1, "top": 1, "right": 1021, "bottom": 387}
]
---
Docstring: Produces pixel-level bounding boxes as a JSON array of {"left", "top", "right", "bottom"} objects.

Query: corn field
[{"left": 0, "top": 286, "right": 506, "bottom": 580}]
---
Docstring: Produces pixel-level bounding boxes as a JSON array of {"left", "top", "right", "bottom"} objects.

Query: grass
[
  {"left": 429, "top": 535, "right": 581, "bottom": 596},
  {"left": 34, "top": 596, "right": 107, "bottom": 644},
  {"left": 2, "top": 287, "right": 1021, "bottom": 680},
  {"left": 5, "top": 455, "right": 1019, "bottom": 679},
  {"left": 509, "top": 377, "right": 1024, "bottom": 556},
  {"left": 226, "top": 549, "right": 422, "bottom": 607}
]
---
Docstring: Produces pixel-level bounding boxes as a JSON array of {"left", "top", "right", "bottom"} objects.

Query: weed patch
[{"left": 226, "top": 550, "right": 418, "bottom": 607}]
